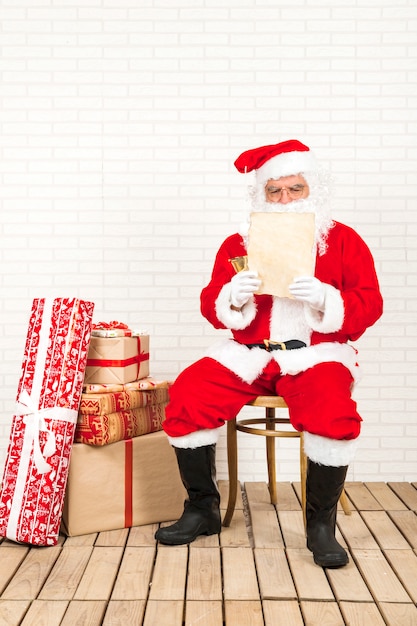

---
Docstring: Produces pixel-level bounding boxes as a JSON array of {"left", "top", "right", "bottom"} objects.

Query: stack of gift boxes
[
  {"left": 0, "top": 307, "right": 185, "bottom": 546},
  {"left": 63, "top": 321, "right": 186, "bottom": 537}
]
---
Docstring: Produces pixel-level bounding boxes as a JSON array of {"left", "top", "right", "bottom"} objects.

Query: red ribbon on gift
[
  {"left": 125, "top": 439, "right": 133, "bottom": 527},
  {"left": 87, "top": 336, "right": 149, "bottom": 378},
  {"left": 86, "top": 354, "right": 149, "bottom": 368}
]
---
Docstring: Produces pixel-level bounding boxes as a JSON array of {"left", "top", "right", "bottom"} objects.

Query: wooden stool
[{"left": 222, "top": 395, "right": 351, "bottom": 528}]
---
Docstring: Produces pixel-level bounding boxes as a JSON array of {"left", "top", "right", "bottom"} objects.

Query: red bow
[{"left": 92, "top": 321, "right": 129, "bottom": 330}]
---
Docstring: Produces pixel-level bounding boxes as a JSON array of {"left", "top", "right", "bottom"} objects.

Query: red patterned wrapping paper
[
  {"left": 79, "top": 386, "right": 169, "bottom": 415},
  {"left": 91, "top": 320, "right": 140, "bottom": 337},
  {"left": 0, "top": 298, "right": 94, "bottom": 546},
  {"left": 74, "top": 402, "right": 167, "bottom": 446},
  {"left": 82, "top": 376, "right": 169, "bottom": 395}
]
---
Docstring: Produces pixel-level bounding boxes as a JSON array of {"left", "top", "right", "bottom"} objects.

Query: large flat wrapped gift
[
  {"left": 0, "top": 298, "right": 94, "bottom": 546},
  {"left": 61, "top": 431, "right": 186, "bottom": 536},
  {"left": 75, "top": 377, "right": 170, "bottom": 445},
  {"left": 74, "top": 403, "right": 167, "bottom": 445},
  {"left": 79, "top": 382, "right": 169, "bottom": 415},
  {"left": 84, "top": 333, "right": 150, "bottom": 385},
  {"left": 82, "top": 375, "right": 169, "bottom": 395}
]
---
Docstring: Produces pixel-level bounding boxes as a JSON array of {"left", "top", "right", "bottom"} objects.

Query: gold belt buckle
[{"left": 263, "top": 339, "right": 286, "bottom": 351}]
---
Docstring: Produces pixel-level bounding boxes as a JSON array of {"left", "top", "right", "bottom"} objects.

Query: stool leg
[
  {"left": 223, "top": 419, "right": 238, "bottom": 527},
  {"left": 266, "top": 407, "right": 277, "bottom": 505},
  {"left": 339, "top": 489, "right": 351, "bottom": 515},
  {"left": 300, "top": 433, "right": 307, "bottom": 531}
]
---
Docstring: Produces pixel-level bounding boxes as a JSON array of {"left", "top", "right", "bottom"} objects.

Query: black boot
[
  {"left": 155, "top": 444, "right": 221, "bottom": 545},
  {"left": 306, "top": 459, "right": 349, "bottom": 568}
]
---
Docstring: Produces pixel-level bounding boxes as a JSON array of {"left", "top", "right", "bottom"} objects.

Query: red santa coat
[
  {"left": 163, "top": 220, "right": 382, "bottom": 453},
  {"left": 200, "top": 221, "right": 383, "bottom": 385}
]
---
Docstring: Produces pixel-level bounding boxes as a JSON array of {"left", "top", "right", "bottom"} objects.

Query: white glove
[
  {"left": 289, "top": 276, "right": 326, "bottom": 311},
  {"left": 230, "top": 270, "right": 261, "bottom": 308}
]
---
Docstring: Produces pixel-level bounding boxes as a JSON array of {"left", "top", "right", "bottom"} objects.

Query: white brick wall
[{"left": 1, "top": 0, "right": 416, "bottom": 483}]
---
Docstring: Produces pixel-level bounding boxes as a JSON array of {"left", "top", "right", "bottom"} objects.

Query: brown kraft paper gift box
[
  {"left": 83, "top": 334, "right": 150, "bottom": 385},
  {"left": 61, "top": 430, "right": 186, "bottom": 536}
]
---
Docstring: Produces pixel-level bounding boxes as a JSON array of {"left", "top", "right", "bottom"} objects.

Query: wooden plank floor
[{"left": 1, "top": 481, "right": 417, "bottom": 625}]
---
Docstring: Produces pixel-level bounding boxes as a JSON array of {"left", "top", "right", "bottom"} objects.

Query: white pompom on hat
[{"left": 234, "top": 139, "right": 318, "bottom": 184}]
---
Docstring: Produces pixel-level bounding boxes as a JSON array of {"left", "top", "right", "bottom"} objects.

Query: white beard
[{"left": 244, "top": 170, "right": 334, "bottom": 256}]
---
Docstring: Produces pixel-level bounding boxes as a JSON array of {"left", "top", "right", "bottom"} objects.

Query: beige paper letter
[{"left": 247, "top": 212, "right": 316, "bottom": 298}]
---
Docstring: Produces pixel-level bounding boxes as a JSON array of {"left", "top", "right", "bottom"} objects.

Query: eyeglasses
[{"left": 265, "top": 184, "right": 306, "bottom": 200}]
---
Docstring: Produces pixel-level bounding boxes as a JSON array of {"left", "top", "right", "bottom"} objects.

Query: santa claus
[{"left": 155, "top": 139, "right": 383, "bottom": 569}]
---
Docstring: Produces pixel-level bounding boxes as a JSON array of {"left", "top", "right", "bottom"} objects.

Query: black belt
[{"left": 245, "top": 339, "right": 306, "bottom": 352}]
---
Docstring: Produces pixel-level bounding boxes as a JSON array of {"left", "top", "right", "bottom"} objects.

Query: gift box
[
  {"left": 61, "top": 431, "right": 186, "bottom": 536},
  {"left": 90, "top": 320, "right": 137, "bottom": 337},
  {"left": 76, "top": 377, "right": 171, "bottom": 445},
  {"left": 79, "top": 385, "right": 169, "bottom": 415},
  {"left": 74, "top": 403, "right": 167, "bottom": 446},
  {"left": 82, "top": 375, "right": 169, "bottom": 395},
  {"left": 84, "top": 334, "right": 149, "bottom": 385},
  {"left": 0, "top": 297, "right": 94, "bottom": 546}
]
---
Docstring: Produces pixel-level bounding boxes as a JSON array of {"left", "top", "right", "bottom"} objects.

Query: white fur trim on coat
[
  {"left": 304, "top": 431, "right": 359, "bottom": 466},
  {"left": 269, "top": 297, "right": 312, "bottom": 345},
  {"left": 168, "top": 427, "right": 221, "bottom": 449},
  {"left": 304, "top": 283, "right": 345, "bottom": 334},
  {"left": 215, "top": 282, "right": 257, "bottom": 330},
  {"left": 275, "top": 342, "right": 360, "bottom": 382},
  {"left": 205, "top": 340, "right": 271, "bottom": 384},
  {"left": 205, "top": 339, "right": 361, "bottom": 386}
]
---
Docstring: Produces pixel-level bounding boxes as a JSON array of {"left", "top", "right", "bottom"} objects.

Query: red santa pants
[{"left": 163, "top": 357, "right": 361, "bottom": 441}]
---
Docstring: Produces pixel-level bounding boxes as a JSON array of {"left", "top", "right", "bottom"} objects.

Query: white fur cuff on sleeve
[
  {"left": 304, "top": 283, "right": 344, "bottom": 334},
  {"left": 215, "top": 283, "right": 257, "bottom": 330}
]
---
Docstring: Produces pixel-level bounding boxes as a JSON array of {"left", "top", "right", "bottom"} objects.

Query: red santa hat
[{"left": 234, "top": 139, "right": 317, "bottom": 184}]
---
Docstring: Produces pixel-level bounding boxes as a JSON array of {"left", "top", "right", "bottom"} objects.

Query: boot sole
[
  {"left": 313, "top": 553, "right": 349, "bottom": 569},
  {"left": 155, "top": 527, "right": 220, "bottom": 546}
]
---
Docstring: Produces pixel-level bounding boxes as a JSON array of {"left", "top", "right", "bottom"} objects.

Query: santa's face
[{"left": 264, "top": 174, "right": 309, "bottom": 204}]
